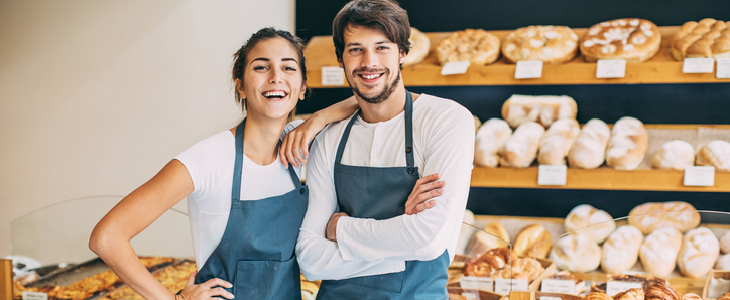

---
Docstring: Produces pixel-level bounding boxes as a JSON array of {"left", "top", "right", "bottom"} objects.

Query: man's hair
[{"left": 332, "top": 0, "right": 411, "bottom": 61}]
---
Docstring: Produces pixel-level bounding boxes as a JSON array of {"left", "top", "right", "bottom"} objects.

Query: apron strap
[{"left": 231, "top": 119, "right": 246, "bottom": 201}]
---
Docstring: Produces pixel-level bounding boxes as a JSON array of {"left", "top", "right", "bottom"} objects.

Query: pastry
[
  {"left": 564, "top": 204, "right": 616, "bottom": 244},
  {"left": 584, "top": 292, "right": 614, "bottom": 300},
  {"left": 652, "top": 140, "right": 696, "bottom": 171},
  {"left": 678, "top": 227, "right": 720, "bottom": 278},
  {"left": 464, "top": 247, "right": 517, "bottom": 277},
  {"left": 550, "top": 233, "right": 601, "bottom": 273},
  {"left": 720, "top": 293, "right": 730, "bottom": 300},
  {"left": 403, "top": 27, "right": 430, "bottom": 67},
  {"left": 467, "top": 221, "right": 510, "bottom": 262},
  {"left": 628, "top": 201, "right": 701, "bottom": 234},
  {"left": 546, "top": 270, "right": 588, "bottom": 295},
  {"left": 721, "top": 231, "right": 730, "bottom": 254},
  {"left": 501, "top": 94, "right": 578, "bottom": 129},
  {"left": 502, "top": 25, "right": 579, "bottom": 64},
  {"left": 681, "top": 293, "right": 702, "bottom": 300},
  {"left": 538, "top": 119, "right": 581, "bottom": 165},
  {"left": 672, "top": 19, "right": 730, "bottom": 60},
  {"left": 717, "top": 253, "right": 730, "bottom": 270},
  {"left": 614, "top": 288, "right": 644, "bottom": 300},
  {"left": 493, "top": 257, "right": 544, "bottom": 282},
  {"left": 606, "top": 117, "right": 648, "bottom": 170},
  {"left": 500, "top": 122, "right": 545, "bottom": 168},
  {"left": 436, "top": 29, "right": 501, "bottom": 65},
  {"left": 474, "top": 118, "right": 512, "bottom": 168},
  {"left": 644, "top": 282, "right": 679, "bottom": 300},
  {"left": 581, "top": 19, "right": 661, "bottom": 62},
  {"left": 639, "top": 227, "right": 683, "bottom": 278},
  {"left": 591, "top": 275, "right": 667, "bottom": 294},
  {"left": 569, "top": 119, "right": 611, "bottom": 169},
  {"left": 696, "top": 140, "right": 730, "bottom": 172},
  {"left": 301, "top": 281, "right": 319, "bottom": 300},
  {"left": 513, "top": 223, "right": 553, "bottom": 259},
  {"left": 601, "top": 225, "right": 643, "bottom": 275}
]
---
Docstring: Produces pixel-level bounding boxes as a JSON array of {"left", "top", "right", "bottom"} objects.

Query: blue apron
[
  {"left": 194, "top": 119, "right": 309, "bottom": 300},
  {"left": 317, "top": 92, "right": 450, "bottom": 300}
]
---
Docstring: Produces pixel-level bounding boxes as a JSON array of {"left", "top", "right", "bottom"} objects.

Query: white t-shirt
[
  {"left": 175, "top": 121, "right": 303, "bottom": 269},
  {"left": 296, "top": 94, "right": 475, "bottom": 281}
]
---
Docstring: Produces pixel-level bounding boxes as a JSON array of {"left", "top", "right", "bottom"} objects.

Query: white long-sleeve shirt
[{"left": 296, "top": 94, "right": 475, "bottom": 281}]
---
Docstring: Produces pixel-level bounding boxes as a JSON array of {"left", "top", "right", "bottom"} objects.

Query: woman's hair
[{"left": 232, "top": 27, "right": 308, "bottom": 120}]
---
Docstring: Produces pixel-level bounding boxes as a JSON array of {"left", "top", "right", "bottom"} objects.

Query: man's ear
[
  {"left": 338, "top": 57, "right": 344, "bottom": 69},
  {"left": 399, "top": 48, "right": 406, "bottom": 64}
]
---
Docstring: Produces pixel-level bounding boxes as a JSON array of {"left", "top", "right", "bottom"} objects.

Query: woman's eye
[{"left": 253, "top": 65, "right": 267, "bottom": 71}]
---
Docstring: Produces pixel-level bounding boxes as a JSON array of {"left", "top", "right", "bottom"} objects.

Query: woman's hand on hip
[{"left": 178, "top": 271, "right": 234, "bottom": 300}]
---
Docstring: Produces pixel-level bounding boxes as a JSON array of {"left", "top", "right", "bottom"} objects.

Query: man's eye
[{"left": 285, "top": 66, "right": 297, "bottom": 71}]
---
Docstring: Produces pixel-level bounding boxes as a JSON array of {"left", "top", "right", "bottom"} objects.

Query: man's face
[{"left": 338, "top": 25, "right": 405, "bottom": 104}]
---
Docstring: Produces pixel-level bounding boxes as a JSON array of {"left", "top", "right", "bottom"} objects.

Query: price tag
[
  {"left": 596, "top": 59, "right": 626, "bottom": 78},
  {"left": 541, "top": 279, "right": 577, "bottom": 294},
  {"left": 461, "top": 276, "right": 494, "bottom": 292},
  {"left": 538, "top": 165, "right": 567, "bottom": 186},
  {"left": 321, "top": 66, "right": 345, "bottom": 86},
  {"left": 23, "top": 292, "right": 48, "bottom": 300},
  {"left": 441, "top": 61, "right": 471, "bottom": 75},
  {"left": 716, "top": 57, "right": 730, "bottom": 78},
  {"left": 515, "top": 60, "right": 543, "bottom": 79},
  {"left": 606, "top": 281, "right": 643, "bottom": 296},
  {"left": 541, "top": 297, "right": 564, "bottom": 300},
  {"left": 495, "top": 278, "right": 529, "bottom": 294},
  {"left": 684, "top": 166, "right": 716, "bottom": 186},
  {"left": 682, "top": 58, "right": 715, "bottom": 73}
]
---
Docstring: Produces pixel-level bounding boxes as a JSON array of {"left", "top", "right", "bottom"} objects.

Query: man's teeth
[
  {"left": 361, "top": 74, "right": 381, "bottom": 80},
  {"left": 263, "top": 91, "right": 286, "bottom": 98}
]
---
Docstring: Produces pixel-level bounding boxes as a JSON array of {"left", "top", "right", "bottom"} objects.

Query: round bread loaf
[
  {"left": 569, "top": 119, "right": 611, "bottom": 169},
  {"left": 628, "top": 201, "right": 701, "bottom": 234},
  {"left": 602, "top": 225, "right": 643, "bottom": 275},
  {"left": 678, "top": 227, "right": 720, "bottom": 278},
  {"left": 502, "top": 25, "right": 579, "bottom": 64},
  {"left": 550, "top": 233, "right": 601, "bottom": 273},
  {"left": 652, "top": 140, "right": 695, "bottom": 170},
  {"left": 672, "top": 19, "right": 730, "bottom": 60},
  {"left": 513, "top": 223, "right": 553, "bottom": 259},
  {"left": 436, "top": 29, "right": 500, "bottom": 65},
  {"left": 564, "top": 204, "right": 616, "bottom": 244},
  {"left": 474, "top": 119, "right": 512, "bottom": 168},
  {"left": 640, "top": 227, "right": 683, "bottom": 277},
  {"left": 581, "top": 18, "right": 661, "bottom": 62},
  {"left": 538, "top": 119, "right": 581, "bottom": 165},
  {"left": 500, "top": 122, "right": 545, "bottom": 168},
  {"left": 696, "top": 140, "right": 730, "bottom": 172},
  {"left": 717, "top": 253, "right": 730, "bottom": 271},
  {"left": 720, "top": 231, "right": 730, "bottom": 254},
  {"left": 606, "top": 117, "right": 648, "bottom": 170},
  {"left": 403, "top": 27, "right": 431, "bottom": 67}
]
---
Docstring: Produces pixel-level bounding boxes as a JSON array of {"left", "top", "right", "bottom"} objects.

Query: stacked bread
[
  {"left": 403, "top": 27, "right": 430, "bottom": 67},
  {"left": 696, "top": 140, "right": 730, "bottom": 172},
  {"left": 677, "top": 227, "right": 720, "bottom": 278},
  {"left": 474, "top": 119, "right": 512, "bottom": 167},
  {"left": 502, "top": 25, "right": 579, "bottom": 64},
  {"left": 501, "top": 94, "right": 578, "bottom": 129},
  {"left": 672, "top": 18, "right": 730, "bottom": 60},
  {"left": 436, "top": 29, "right": 501, "bottom": 65},
  {"left": 568, "top": 119, "right": 611, "bottom": 169},
  {"left": 538, "top": 119, "right": 581, "bottom": 165},
  {"left": 564, "top": 204, "right": 615, "bottom": 243},
  {"left": 500, "top": 122, "right": 545, "bottom": 168},
  {"left": 550, "top": 233, "right": 602, "bottom": 273},
  {"left": 640, "top": 226, "right": 684, "bottom": 277},
  {"left": 581, "top": 18, "right": 661, "bottom": 62},
  {"left": 602, "top": 225, "right": 643, "bottom": 274},
  {"left": 512, "top": 223, "right": 553, "bottom": 259},
  {"left": 606, "top": 117, "right": 649, "bottom": 170}
]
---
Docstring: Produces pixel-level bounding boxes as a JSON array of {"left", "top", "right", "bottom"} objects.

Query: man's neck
[{"left": 357, "top": 87, "right": 407, "bottom": 124}]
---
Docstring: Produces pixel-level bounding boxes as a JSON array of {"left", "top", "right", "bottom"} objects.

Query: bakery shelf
[{"left": 304, "top": 26, "right": 730, "bottom": 88}]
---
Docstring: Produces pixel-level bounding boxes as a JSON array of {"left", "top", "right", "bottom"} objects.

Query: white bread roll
[
  {"left": 403, "top": 27, "right": 430, "bottom": 67},
  {"left": 606, "top": 117, "right": 649, "bottom": 170},
  {"left": 639, "top": 227, "right": 683, "bottom": 277},
  {"left": 501, "top": 94, "right": 578, "bottom": 128},
  {"left": 538, "top": 119, "right": 581, "bottom": 165},
  {"left": 513, "top": 223, "right": 553, "bottom": 259},
  {"left": 550, "top": 233, "right": 602, "bottom": 273},
  {"left": 652, "top": 140, "right": 696, "bottom": 170},
  {"left": 717, "top": 253, "right": 730, "bottom": 271},
  {"left": 456, "top": 209, "right": 476, "bottom": 255},
  {"left": 628, "top": 201, "right": 701, "bottom": 234},
  {"left": 696, "top": 140, "right": 730, "bottom": 172},
  {"left": 500, "top": 122, "right": 545, "bottom": 168},
  {"left": 601, "top": 225, "right": 643, "bottom": 274},
  {"left": 721, "top": 231, "right": 730, "bottom": 254},
  {"left": 474, "top": 119, "right": 512, "bottom": 167},
  {"left": 568, "top": 119, "right": 610, "bottom": 169},
  {"left": 564, "top": 204, "right": 616, "bottom": 244},
  {"left": 678, "top": 227, "right": 720, "bottom": 278},
  {"left": 467, "top": 221, "right": 511, "bottom": 261}
]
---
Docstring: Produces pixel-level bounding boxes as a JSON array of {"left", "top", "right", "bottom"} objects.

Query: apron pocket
[
  {"left": 338, "top": 270, "right": 405, "bottom": 293},
  {"left": 235, "top": 256, "right": 300, "bottom": 300}
]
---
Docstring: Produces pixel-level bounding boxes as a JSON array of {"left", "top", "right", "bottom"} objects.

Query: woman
[{"left": 90, "top": 27, "right": 443, "bottom": 300}]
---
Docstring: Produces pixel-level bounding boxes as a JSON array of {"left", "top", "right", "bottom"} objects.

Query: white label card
[
  {"left": 541, "top": 279, "right": 577, "bottom": 294},
  {"left": 716, "top": 57, "right": 730, "bottom": 78},
  {"left": 515, "top": 60, "right": 543, "bottom": 79},
  {"left": 682, "top": 58, "right": 715, "bottom": 73},
  {"left": 23, "top": 292, "right": 48, "bottom": 300},
  {"left": 495, "top": 278, "right": 529, "bottom": 294},
  {"left": 321, "top": 66, "right": 345, "bottom": 86},
  {"left": 441, "top": 61, "right": 471, "bottom": 75},
  {"left": 684, "top": 166, "right": 716, "bottom": 186},
  {"left": 606, "top": 281, "right": 643, "bottom": 296},
  {"left": 538, "top": 165, "right": 567, "bottom": 186},
  {"left": 596, "top": 59, "right": 626, "bottom": 78},
  {"left": 461, "top": 276, "right": 494, "bottom": 292},
  {"left": 540, "top": 297, "right": 563, "bottom": 300}
]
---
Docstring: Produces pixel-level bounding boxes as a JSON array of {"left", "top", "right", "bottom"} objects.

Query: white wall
[{"left": 0, "top": 0, "right": 296, "bottom": 260}]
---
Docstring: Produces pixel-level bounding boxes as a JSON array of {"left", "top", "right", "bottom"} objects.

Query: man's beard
[{"left": 350, "top": 67, "right": 401, "bottom": 104}]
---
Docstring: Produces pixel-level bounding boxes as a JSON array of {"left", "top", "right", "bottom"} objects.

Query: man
[{"left": 295, "top": 0, "right": 475, "bottom": 298}]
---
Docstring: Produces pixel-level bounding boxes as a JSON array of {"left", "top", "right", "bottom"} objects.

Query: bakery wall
[{"left": 0, "top": 0, "right": 296, "bottom": 260}]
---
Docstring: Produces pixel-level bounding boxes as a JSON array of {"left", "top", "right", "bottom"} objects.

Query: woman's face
[{"left": 238, "top": 37, "right": 306, "bottom": 121}]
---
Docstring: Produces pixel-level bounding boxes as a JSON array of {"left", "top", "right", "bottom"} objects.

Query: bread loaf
[
  {"left": 717, "top": 253, "right": 730, "bottom": 270},
  {"left": 645, "top": 283, "right": 679, "bottom": 300},
  {"left": 513, "top": 223, "right": 553, "bottom": 259},
  {"left": 500, "top": 122, "right": 545, "bottom": 168},
  {"left": 474, "top": 119, "right": 512, "bottom": 167},
  {"left": 652, "top": 140, "right": 696, "bottom": 170},
  {"left": 696, "top": 140, "right": 730, "bottom": 172},
  {"left": 581, "top": 18, "right": 661, "bottom": 63},
  {"left": 550, "top": 233, "right": 602, "bottom": 273},
  {"left": 601, "top": 225, "right": 643, "bottom": 274},
  {"left": 721, "top": 231, "right": 730, "bottom": 254},
  {"left": 473, "top": 115, "right": 482, "bottom": 133},
  {"left": 639, "top": 227, "right": 683, "bottom": 278},
  {"left": 569, "top": 119, "right": 611, "bottom": 169},
  {"left": 564, "top": 204, "right": 616, "bottom": 244},
  {"left": 502, "top": 25, "right": 579, "bottom": 64},
  {"left": 678, "top": 227, "right": 720, "bottom": 278},
  {"left": 672, "top": 19, "right": 730, "bottom": 60},
  {"left": 628, "top": 201, "right": 701, "bottom": 234},
  {"left": 467, "top": 221, "right": 510, "bottom": 262},
  {"left": 436, "top": 29, "right": 501, "bottom": 65},
  {"left": 403, "top": 27, "right": 430, "bottom": 67},
  {"left": 538, "top": 119, "right": 581, "bottom": 165},
  {"left": 501, "top": 94, "right": 578, "bottom": 129},
  {"left": 456, "top": 209, "right": 476, "bottom": 255},
  {"left": 606, "top": 117, "right": 648, "bottom": 170}
]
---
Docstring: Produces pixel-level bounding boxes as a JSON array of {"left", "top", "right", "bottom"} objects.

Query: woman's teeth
[{"left": 263, "top": 91, "right": 287, "bottom": 98}]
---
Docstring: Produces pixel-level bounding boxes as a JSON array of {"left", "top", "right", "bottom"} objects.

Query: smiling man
[{"left": 295, "top": 0, "right": 475, "bottom": 299}]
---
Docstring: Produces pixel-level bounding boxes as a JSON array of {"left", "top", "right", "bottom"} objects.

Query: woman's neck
[{"left": 237, "top": 115, "right": 287, "bottom": 166}]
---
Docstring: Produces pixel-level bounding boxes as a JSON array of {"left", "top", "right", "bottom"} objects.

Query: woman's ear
[
  {"left": 300, "top": 81, "right": 308, "bottom": 100},
  {"left": 235, "top": 78, "right": 244, "bottom": 95}
]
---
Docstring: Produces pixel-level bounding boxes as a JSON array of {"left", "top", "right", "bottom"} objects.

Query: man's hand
[
  {"left": 325, "top": 212, "right": 348, "bottom": 241},
  {"left": 177, "top": 271, "right": 234, "bottom": 300},
  {"left": 405, "top": 173, "right": 445, "bottom": 215}
]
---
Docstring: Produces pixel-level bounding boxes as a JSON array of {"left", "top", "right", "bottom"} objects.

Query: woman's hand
[
  {"left": 405, "top": 173, "right": 445, "bottom": 215},
  {"left": 177, "top": 271, "right": 234, "bottom": 300},
  {"left": 279, "top": 115, "right": 327, "bottom": 168}
]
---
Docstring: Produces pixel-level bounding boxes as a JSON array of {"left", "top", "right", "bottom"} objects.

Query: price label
[
  {"left": 515, "top": 60, "right": 543, "bottom": 79},
  {"left": 596, "top": 59, "right": 626, "bottom": 78},
  {"left": 461, "top": 276, "right": 494, "bottom": 292},
  {"left": 23, "top": 292, "right": 48, "bottom": 300},
  {"left": 684, "top": 166, "right": 716, "bottom": 186},
  {"left": 495, "top": 278, "right": 529, "bottom": 294},
  {"left": 321, "top": 66, "right": 345, "bottom": 86},
  {"left": 541, "top": 279, "right": 577, "bottom": 294},
  {"left": 606, "top": 281, "right": 643, "bottom": 296},
  {"left": 682, "top": 58, "right": 715, "bottom": 73},
  {"left": 538, "top": 165, "right": 567, "bottom": 186},
  {"left": 540, "top": 297, "right": 563, "bottom": 300},
  {"left": 441, "top": 61, "right": 471, "bottom": 75},
  {"left": 716, "top": 57, "right": 730, "bottom": 78}
]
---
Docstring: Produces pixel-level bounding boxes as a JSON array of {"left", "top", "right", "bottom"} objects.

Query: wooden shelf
[{"left": 305, "top": 26, "right": 730, "bottom": 88}]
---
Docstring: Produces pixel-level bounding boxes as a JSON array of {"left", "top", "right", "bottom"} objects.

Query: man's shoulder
[{"left": 415, "top": 94, "right": 472, "bottom": 120}]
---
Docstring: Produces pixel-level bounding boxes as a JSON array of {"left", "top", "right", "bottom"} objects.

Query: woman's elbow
[{"left": 89, "top": 226, "right": 112, "bottom": 256}]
